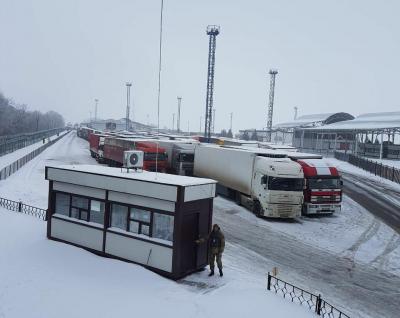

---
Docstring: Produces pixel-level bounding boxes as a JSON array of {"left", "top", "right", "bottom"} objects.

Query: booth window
[
  {"left": 55, "top": 193, "right": 70, "bottom": 216},
  {"left": 71, "top": 196, "right": 89, "bottom": 221},
  {"left": 54, "top": 192, "right": 105, "bottom": 225},
  {"left": 111, "top": 204, "right": 128, "bottom": 230},
  {"left": 129, "top": 208, "right": 151, "bottom": 236},
  {"left": 110, "top": 204, "right": 173, "bottom": 241},
  {"left": 152, "top": 213, "right": 174, "bottom": 242},
  {"left": 90, "top": 200, "right": 105, "bottom": 225}
]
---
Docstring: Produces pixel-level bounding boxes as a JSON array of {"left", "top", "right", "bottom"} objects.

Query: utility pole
[
  {"left": 204, "top": 25, "right": 220, "bottom": 142},
  {"left": 200, "top": 116, "right": 202, "bottom": 133},
  {"left": 266, "top": 69, "right": 278, "bottom": 142},
  {"left": 294, "top": 106, "right": 298, "bottom": 120},
  {"left": 187, "top": 120, "right": 190, "bottom": 134},
  {"left": 230, "top": 112, "right": 233, "bottom": 132},
  {"left": 172, "top": 113, "right": 175, "bottom": 131},
  {"left": 94, "top": 99, "right": 99, "bottom": 122},
  {"left": 126, "top": 82, "right": 132, "bottom": 131},
  {"left": 177, "top": 96, "right": 182, "bottom": 132}
]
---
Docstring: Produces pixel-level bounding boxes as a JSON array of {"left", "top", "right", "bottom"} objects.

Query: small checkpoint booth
[{"left": 45, "top": 165, "right": 216, "bottom": 279}]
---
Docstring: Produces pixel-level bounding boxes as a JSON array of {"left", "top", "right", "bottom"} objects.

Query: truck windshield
[
  {"left": 308, "top": 178, "right": 340, "bottom": 189},
  {"left": 144, "top": 152, "right": 167, "bottom": 161},
  {"left": 179, "top": 153, "right": 194, "bottom": 162},
  {"left": 268, "top": 177, "right": 304, "bottom": 191}
]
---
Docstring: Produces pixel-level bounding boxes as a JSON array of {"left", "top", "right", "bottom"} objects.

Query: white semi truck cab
[{"left": 251, "top": 157, "right": 304, "bottom": 218}]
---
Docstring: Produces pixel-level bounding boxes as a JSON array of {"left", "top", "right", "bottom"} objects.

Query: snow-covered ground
[
  {"left": 0, "top": 207, "right": 312, "bottom": 318},
  {"left": 327, "top": 157, "right": 400, "bottom": 192},
  {"left": 0, "top": 131, "right": 95, "bottom": 207},
  {"left": 216, "top": 196, "right": 400, "bottom": 277},
  {"left": 1, "top": 132, "right": 400, "bottom": 317},
  {"left": 0, "top": 131, "right": 68, "bottom": 170}
]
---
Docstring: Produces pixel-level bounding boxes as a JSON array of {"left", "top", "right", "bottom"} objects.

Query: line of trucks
[{"left": 77, "top": 126, "right": 342, "bottom": 219}]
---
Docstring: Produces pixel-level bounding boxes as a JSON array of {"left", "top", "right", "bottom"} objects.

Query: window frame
[
  {"left": 54, "top": 191, "right": 106, "bottom": 224},
  {"left": 109, "top": 200, "right": 174, "bottom": 242}
]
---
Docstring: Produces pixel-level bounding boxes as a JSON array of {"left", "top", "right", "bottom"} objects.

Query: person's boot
[
  {"left": 219, "top": 268, "right": 223, "bottom": 277},
  {"left": 208, "top": 269, "right": 214, "bottom": 276}
]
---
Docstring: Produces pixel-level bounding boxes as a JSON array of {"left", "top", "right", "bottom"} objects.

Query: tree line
[{"left": 0, "top": 92, "right": 65, "bottom": 136}]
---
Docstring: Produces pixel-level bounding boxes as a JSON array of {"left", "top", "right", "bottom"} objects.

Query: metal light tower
[
  {"left": 294, "top": 106, "right": 298, "bottom": 120},
  {"left": 172, "top": 113, "right": 175, "bottom": 131},
  {"left": 177, "top": 96, "right": 182, "bottom": 132},
  {"left": 212, "top": 108, "right": 216, "bottom": 133},
  {"left": 126, "top": 82, "right": 132, "bottom": 131},
  {"left": 204, "top": 25, "right": 220, "bottom": 142},
  {"left": 230, "top": 112, "right": 233, "bottom": 132},
  {"left": 94, "top": 99, "right": 99, "bottom": 121},
  {"left": 266, "top": 69, "right": 278, "bottom": 142}
]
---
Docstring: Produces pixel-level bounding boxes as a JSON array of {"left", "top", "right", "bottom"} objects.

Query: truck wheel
[{"left": 253, "top": 200, "right": 262, "bottom": 218}]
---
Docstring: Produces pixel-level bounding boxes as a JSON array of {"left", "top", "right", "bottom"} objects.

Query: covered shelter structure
[
  {"left": 239, "top": 112, "right": 354, "bottom": 144},
  {"left": 45, "top": 164, "right": 217, "bottom": 279},
  {"left": 294, "top": 112, "right": 400, "bottom": 159}
]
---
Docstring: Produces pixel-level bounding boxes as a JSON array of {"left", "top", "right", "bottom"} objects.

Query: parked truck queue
[{"left": 77, "top": 126, "right": 342, "bottom": 219}]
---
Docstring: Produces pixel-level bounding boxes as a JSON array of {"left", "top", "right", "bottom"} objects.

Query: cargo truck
[
  {"left": 157, "top": 140, "right": 197, "bottom": 176},
  {"left": 194, "top": 145, "right": 304, "bottom": 218},
  {"left": 286, "top": 152, "right": 342, "bottom": 215},
  {"left": 103, "top": 137, "right": 168, "bottom": 172}
]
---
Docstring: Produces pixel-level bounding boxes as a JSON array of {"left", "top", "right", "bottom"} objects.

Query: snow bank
[{"left": 0, "top": 208, "right": 311, "bottom": 318}]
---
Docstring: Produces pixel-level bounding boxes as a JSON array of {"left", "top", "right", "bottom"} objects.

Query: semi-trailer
[
  {"left": 156, "top": 139, "right": 198, "bottom": 176},
  {"left": 103, "top": 137, "right": 168, "bottom": 172},
  {"left": 194, "top": 145, "right": 304, "bottom": 218}
]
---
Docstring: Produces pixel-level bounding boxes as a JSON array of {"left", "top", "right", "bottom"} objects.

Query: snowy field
[
  {"left": 363, "top": 157, "right": 400, "bottom": 170},
  {"left": 0, "top": 207, "right": 311, "bottom": 318},
  {"left": 1, "top": 132, "right": 400, "bottom": 317}
]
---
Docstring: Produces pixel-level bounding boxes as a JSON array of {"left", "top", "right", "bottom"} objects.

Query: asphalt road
[
  {"left": 342, "top": 172, "right": 400, "bottom": 234},
  {"left": 213, "top": 198, "right": 400, "bottom": 318}
]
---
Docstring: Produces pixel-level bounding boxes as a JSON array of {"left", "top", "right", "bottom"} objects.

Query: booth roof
[{"left": 47, "top": 164, "right": 217, "bottom": 187}]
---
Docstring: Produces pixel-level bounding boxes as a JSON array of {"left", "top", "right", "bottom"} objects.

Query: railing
[
  {"left": 267, "top": 273, "right": 350, "bottom": 318},
  {"left": 0, "top": 197, "right": 46, "bottom": 220},
  {"left": 334, "top": 151, "right": 400, "bottom": 184},
  {"left": 0, "top": 131, "right": 68, "bottom": 180},
  {"left": 0, "top": 127, "right": 66, "bottom": 157}
]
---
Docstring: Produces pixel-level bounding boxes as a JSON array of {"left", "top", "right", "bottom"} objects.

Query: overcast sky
[{"left": 0, "top": 0, "right": 399, "bottom": 132}]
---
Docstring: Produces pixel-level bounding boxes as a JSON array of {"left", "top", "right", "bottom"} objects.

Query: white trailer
[{"left": 194, "top": 145, "right": 304, "bottom": 218}]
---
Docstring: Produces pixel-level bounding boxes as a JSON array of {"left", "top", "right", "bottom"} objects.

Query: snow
[
  {"left": 215, "top": 196, "right": 400, "bottom": 277},
  {"left": 0, "top": 207, "right": 312, "bottom": 318},
  {"left": 363, "top": 157, "right": 400, "bottom": 170},
  {"left": 327, "top": 157, "right": 400, "bottom": 192},
  {"left": 0, "top": 131, "right": 68, "bottom": 169},
  {"left": 49, "top": 164, "right": 217, "bottom": 186}
]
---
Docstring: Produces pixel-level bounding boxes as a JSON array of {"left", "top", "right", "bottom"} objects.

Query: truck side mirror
[{"left": 340, "top": 180, "right": 344, "bottom": 187}]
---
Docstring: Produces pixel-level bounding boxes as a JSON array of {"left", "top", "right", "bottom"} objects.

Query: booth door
[{"left": 181, "top": 213, "right": 199, "bottom": 273}]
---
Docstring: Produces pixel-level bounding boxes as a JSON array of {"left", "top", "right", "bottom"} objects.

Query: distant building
[{"left": 84, "top": 118, "right": 153, "bottom": 132}]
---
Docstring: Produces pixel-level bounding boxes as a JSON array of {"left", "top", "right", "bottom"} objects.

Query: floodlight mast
[
  {"left": 204, "top": 25, "right": 220, "bottom": 142},
  {"left": 266, "top": 69, "right": 278, "bottom": 142}
]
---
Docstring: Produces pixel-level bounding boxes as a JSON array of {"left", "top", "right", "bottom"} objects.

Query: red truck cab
[
  {"left": 89, "top": 133, "right": 108, "bottom": 162},
  {"left": 295, "top": 158, "right": 342, "bottom": 215},
  {"left": 103, "top": 137, "right": 167, "bottom": 172}
]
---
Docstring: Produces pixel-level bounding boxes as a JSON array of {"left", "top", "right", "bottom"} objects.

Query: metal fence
[
  {"left": 267, "top": 273, "right": 350, "bottom": 318},
  {"left": 0, "top": 197, "right": 46, "bottom": 220},
  {"left": 0, "top": 128, "right": 65, "bottom": 157},
  {"left": 334, "top": 151, "right": 400, "bottom": 184},
  {"left": 0, "top": 131, "right": 68, "bottom": 180}
]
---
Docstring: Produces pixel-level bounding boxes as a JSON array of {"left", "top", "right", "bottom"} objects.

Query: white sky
[{"left": 0, "top": 0, "right": 399, "bottom": 133}]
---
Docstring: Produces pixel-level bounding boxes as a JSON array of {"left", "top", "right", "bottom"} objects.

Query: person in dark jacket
[{"left": 196, "top": 224, "right": 225, "bottom": 277}]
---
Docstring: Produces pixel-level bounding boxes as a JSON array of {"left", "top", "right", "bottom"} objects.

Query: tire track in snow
[
  {"left": 370, "top": 234, "right": 400, "bottom": 272},
  {"left": 341, "top": 219, "right": 381, "bottom": 274}
]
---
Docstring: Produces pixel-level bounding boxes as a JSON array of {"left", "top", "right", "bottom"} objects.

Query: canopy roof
[
  {"left": 305, "top": 111, "right": 400, "bottom": 131},
  {"left": 275, "top": 112, "right": 354, "bottom": 129}
]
